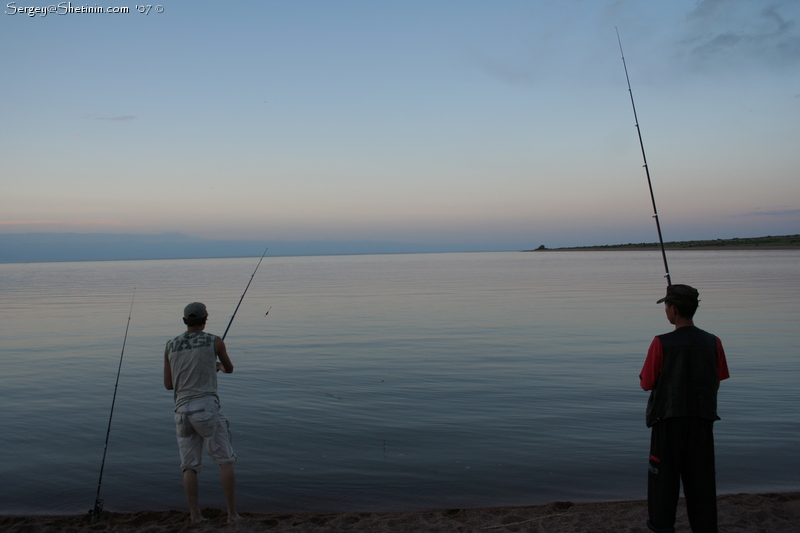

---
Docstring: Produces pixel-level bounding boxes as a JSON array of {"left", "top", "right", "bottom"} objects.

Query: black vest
[{"left": 646, "top": 326, "right": 720, "bottom": 428}]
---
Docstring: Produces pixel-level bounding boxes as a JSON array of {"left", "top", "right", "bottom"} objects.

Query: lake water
[{"left": 1, "top": 250, "right": 798, "bottom": 515}]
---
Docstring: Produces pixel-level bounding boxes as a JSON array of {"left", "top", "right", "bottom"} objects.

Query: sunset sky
[{"left": 2, "top": 0, "right": 798, "bottom": 249}]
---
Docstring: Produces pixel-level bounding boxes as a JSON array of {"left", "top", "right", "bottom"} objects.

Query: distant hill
[
  {"left": 525, "top": 234, "right": 800, "bottom": 251},
  {"left": 0, "top": 232, "right": 508, "bottom": 263}
]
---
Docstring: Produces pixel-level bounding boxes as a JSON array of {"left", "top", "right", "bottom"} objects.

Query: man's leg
[
  {"left": 647, "top": 419, "right": 682, "bottom": 533},
  {"left": 175, "top": 408, "right": 205, "bottom": 523},
  {"left": 220, "top": 463, "right": 240, "bottom": 522},
  {"left": 197, "top": 399, "right": 239, "bottom": 522},
  {"left": 183, "top": 469, "right": 206, "bottom": 523},
  {"left": 682, "top": 418, "right": 718, "bottom": 533}
]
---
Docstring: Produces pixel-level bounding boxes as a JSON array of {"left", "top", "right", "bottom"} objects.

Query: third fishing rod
[
  {"left": 616, "top": 28, "right": 672, "bottom": 287},
  {"left": 90, "top": 288, "right": 136, "bottom": 524}
]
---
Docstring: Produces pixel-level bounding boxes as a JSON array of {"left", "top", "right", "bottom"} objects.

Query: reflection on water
[{"left": 0, "top": 250, "right": 798, "bottom": 514}]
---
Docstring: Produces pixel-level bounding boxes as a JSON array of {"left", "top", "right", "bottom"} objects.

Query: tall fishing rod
[
  {"left": 222, "top": 247, "right": 268, "bottom": 340},
  {"left": 90, "top": 288, "right": 136, "bottom": 524},
  {"left": 616, "top": 28, "right": 672, "bottom": 286}
]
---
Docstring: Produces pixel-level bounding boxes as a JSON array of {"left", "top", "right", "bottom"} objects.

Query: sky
[{"left": 2, "top": 0, "right": 798, "bottom": 249}]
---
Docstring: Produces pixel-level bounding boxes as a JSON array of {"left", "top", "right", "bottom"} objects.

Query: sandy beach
[{"left": 2, "top": 492, "right": 798, "bottom": 532}]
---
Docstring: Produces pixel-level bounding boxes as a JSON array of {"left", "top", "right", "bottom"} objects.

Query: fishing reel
[{"left": 89, "top": 499, "right": 104, "bottom": 523}]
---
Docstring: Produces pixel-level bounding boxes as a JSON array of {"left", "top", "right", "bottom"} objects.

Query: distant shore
[
  {"left": 2, "top": 492, "right": 798, "bottom": 532},
  {"left": 528, "top": 245, "right": 800, "bottom": 252},
  {"left": 523, "top": 234, "right": 800, "bottom": 252}
]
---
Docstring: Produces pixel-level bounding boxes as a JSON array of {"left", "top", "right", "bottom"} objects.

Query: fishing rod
[
  {"left": 90, "top": 288, "right": 136, "bottom": 524},
  {"left": 616, "top": 28, "right": 672, "bottom": 286},
  {"left": 222, "top": 247, "right": 268, "bottom": 340}
]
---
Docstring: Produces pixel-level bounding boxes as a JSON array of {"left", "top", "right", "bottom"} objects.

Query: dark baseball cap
[{"left": 657, "top": 284, "right": 699, "bottom": 305}]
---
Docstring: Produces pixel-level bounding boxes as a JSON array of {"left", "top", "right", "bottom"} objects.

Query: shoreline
[
  {"left": 523, "top": 234, "right": 800, "bottom": 252},
  {"left": 524, "top": 245, "right": 800, "bottom": 252},
  {"left": 2, "top": 492, "right": 798, "bottom": 532}
]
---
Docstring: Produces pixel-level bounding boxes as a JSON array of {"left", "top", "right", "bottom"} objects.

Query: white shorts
[{"left": 174, "top": 396, "right": 236, "bottom": 473}]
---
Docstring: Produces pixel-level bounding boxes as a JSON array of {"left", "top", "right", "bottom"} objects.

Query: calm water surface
[{"left": 1, "top": 251, "right": 798, "bottom": 514}]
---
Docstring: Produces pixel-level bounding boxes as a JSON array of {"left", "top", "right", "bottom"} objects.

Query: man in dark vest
[{"left": 640, "top": 284, "right": 729, "bottom": 533}]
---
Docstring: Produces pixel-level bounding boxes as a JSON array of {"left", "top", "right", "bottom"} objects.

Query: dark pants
[{"left": 648, "top": 417, "right": 718, "bottom": 533}]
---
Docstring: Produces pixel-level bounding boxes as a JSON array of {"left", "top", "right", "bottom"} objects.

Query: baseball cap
[
  {"left": 656, "top": 284, "right": 699, "bottom": 305},
  {"left": 183, "top": 302, "right": 208, "bottom": 319}
]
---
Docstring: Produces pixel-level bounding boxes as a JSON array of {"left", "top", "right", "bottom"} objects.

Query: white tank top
[{"left": 166, "top": 331, "right": 218, "bottom": 409}]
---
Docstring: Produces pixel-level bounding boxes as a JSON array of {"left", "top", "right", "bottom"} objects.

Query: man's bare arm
[
  {"left": 216, "top": 337, "right": 234, "bottom": 373},
  {"left": 163, "top": 349, "right": 174, "bottom": 390}
]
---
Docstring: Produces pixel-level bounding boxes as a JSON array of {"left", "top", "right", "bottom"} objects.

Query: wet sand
[{"left": 2, "top": 492, "right": 798, "bottom": 532}]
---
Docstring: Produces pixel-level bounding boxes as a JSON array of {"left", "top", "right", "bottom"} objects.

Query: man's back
[
  {"left": 647, "top": 326, "right": 720, "bottom": 427},
  {"left": 166, "top": 331, "right": 219, "bottom": 408}
]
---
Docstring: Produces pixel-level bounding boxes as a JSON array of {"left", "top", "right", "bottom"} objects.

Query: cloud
[
  {"left": 0, "top": 220, "right": 55, "bottom": 226},
  {"left": 732, "top": 208, "right": 800, "bottom": 218},
  {"left": 93, "top": 115, "right": 137, "bottom": 122},
  {"left": 685, "top": 0, "right": 726, "bottom": 20},
  {"left": 762, "top": 5, "right": 794, "bottom": 33},
  {"left": 690, "top": 32, "right": 743, "bottom": 59},
  {"left": 0, "top": 219, "right": 140, "bottom": 227},
  {"left": 681, "top": 0, "right": 800, "bottom": 67},
  {"left": 468, "top": 50, "right": 538, "bottom": 86}
]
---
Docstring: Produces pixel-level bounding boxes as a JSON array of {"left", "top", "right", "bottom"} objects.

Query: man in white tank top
[{"left": 163, "top": 302, "right": 240, "bottom": 524}]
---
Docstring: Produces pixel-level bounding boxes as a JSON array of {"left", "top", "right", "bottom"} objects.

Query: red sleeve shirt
[{"left": 639, "top": 336, "right": 729, "bottom": 391}]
